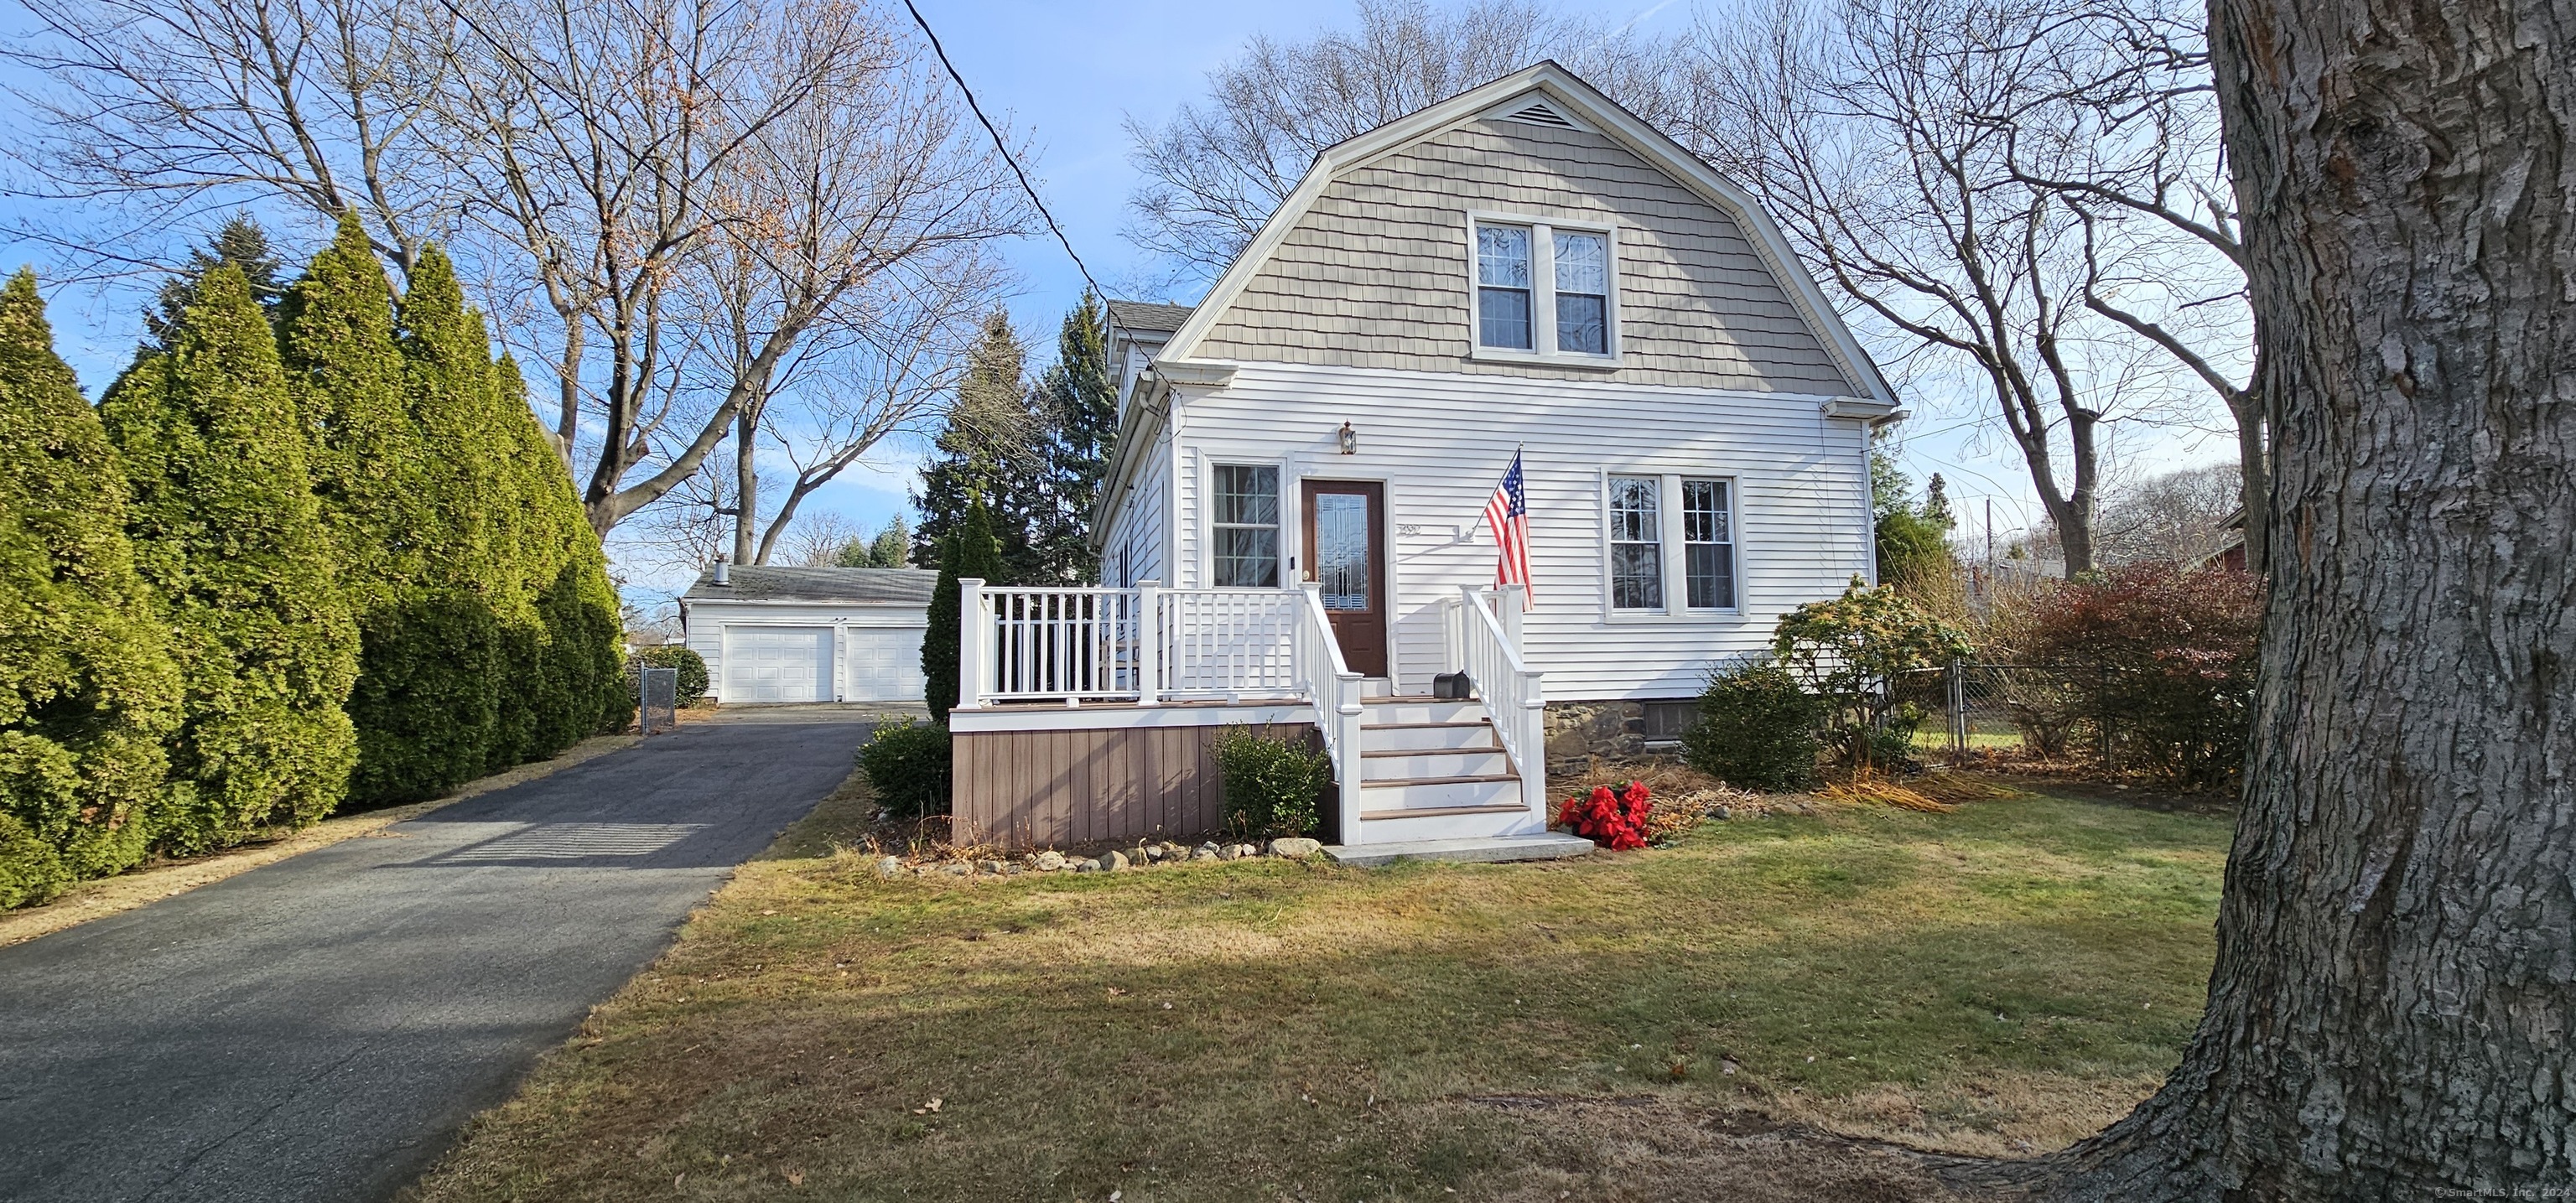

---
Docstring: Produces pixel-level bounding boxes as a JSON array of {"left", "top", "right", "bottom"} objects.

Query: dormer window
[{"left": 1468, "top": 213, "right": 1618, "bottom": 363}]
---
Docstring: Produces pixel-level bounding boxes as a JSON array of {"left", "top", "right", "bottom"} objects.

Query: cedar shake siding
[{"left": 1194, "top": 117, "right": 1855, "bottom": 395}]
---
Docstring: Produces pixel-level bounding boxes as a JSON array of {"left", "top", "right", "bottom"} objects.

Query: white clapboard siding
[
  {"left": 1160, "top": 360, "right": 1872, "bottom": 702},
  {"left": 1102, "top": 427, "right": 1172, "bottom": 588}
]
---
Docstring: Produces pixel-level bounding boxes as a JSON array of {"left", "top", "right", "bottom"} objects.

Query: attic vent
[{"left": 1504, "top": 100, "right": 1575, "bottom": 128}]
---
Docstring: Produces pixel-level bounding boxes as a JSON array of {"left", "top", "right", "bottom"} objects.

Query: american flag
[{"left": 1483, "top": 450, "right": 1534, "bottom": 609}]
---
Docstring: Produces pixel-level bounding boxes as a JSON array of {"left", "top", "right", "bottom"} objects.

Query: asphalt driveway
[{"left": 0, "top": 712, "right": 873, "bottom": 1203}]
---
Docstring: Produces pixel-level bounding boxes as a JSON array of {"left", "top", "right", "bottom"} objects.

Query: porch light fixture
[{"left": 1337, "top": 421, "right": 1358, "bottom": 454}]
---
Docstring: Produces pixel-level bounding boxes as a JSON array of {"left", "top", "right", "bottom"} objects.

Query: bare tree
[
  {"left": 1984, "top": 0, "right": 2267, "bottom": 573},
  {"left": 2023, "top": 460, "right": 2241, "bottom": 568},
  {"left": 776, "top": 511, "right": 863, "bottom": 567},
  {"left": 3, "top": 0, "right": 1032, "bottom": 536},
  {"left": 737, "top": 257, "right": 1006, "bottom": 566},
  {"left": 1121, "top": 0, "right": 1682, "bottom": 285},
  {"left": 1673, "top": 0, "right": 2223, "bottom": 576}
]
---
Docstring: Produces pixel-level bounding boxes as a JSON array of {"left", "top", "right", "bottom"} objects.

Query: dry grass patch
[{"left": 403, "top": 781, "right": 2227, "bottom": 1202}]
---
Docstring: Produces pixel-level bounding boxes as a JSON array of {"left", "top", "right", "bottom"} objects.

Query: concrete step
[
  {"left": 1324, "top": 832, "right": 1595, "bottom": 867},
  {"left": 1360, "top": 677, "right": 1397, "bottom": 699},
  {"left": 1356, "top": 774, "right": 1521, "bottom": 810},
  {"left": 1362, "top": 698, "right": 1483, "bottom": 726},
  {"left": 1345, "top": 802, "right": 1550, "bottom": 843},
  {"left": 1360, "top": 747, "right": 1511, "bottom": 781},
  {"left": 1360, "top": 720, "right": 1498, "bottom": 751}
]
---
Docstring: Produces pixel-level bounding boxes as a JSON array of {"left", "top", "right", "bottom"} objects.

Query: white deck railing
[
  {"left": 1446, "top": 585, "right": 1549, "bottom": 811},
  {"left": 956, "top": 578, "right": 1367, "bottom": 833},
  {"left": 959, "top": 580, "right": 1318, "bottom": 706}
]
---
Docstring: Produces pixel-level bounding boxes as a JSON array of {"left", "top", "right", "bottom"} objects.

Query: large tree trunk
[{"left": 2023, "top": 0, "right": 2576, "bottom": 1195}]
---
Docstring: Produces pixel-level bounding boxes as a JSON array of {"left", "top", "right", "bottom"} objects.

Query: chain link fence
[
  {"left": 1888, "top": 662, "right": 2095, "bottom": 767},
  {"left": 637, "top": 666, "right": 678, "bottom": 735}
]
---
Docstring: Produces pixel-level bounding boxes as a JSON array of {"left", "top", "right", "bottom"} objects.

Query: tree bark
[
  {"left": 2018, "top": 0, "right": 2576, "bottom": 1195},
  {"left": 732, "top": 404, "right": 758, "bottom": 567}
]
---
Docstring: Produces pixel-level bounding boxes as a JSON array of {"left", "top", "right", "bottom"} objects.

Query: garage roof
[{"left": 682, "top": 565, "right": 936, "bottom": 605}]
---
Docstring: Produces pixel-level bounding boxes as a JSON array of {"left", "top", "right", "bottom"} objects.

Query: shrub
[
  {"left": 857, "top": 718, "right": 951, "bottom": 817},
  {"left": 1556, "top": 780, "right": 1651, "bottom": 849},
  {"left": 2006, "top": 564, "right": 2260, "bottom": 788},
  {"left": 1774, "top": 578, "right": 1971, "bottom": 770},
  {"left": 1682, "top": 656, "right": 1824, "bottom": 791},
  {"left": 634, "top": 646, "right": 710, "bottom": 706},
  {"left": 1210, "top": 724, "right": 1330, "bottom": 837}
]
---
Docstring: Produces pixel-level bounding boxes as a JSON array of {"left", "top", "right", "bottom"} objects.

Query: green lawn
[{"left": 404, "top": 786, "right": 2227, "bottom": 1203}]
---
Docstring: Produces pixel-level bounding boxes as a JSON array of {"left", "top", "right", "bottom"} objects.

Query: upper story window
[
  {"left": 1211, "top": 464, "right": 1280, "bottom": 588},
  {"left": 1553, "top": 231, "right": 1608, "bottom": 354},
  {"left": 1470, "top": 214, "right": 1618, "bottom": 362},
  {"left": 1476, "top": 225, "right": 1534, "bottom": 350}
]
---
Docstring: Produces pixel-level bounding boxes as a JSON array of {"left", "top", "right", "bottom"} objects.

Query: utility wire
[{"left": 901, "top": 0, "right": 1109, "bottom": 307}]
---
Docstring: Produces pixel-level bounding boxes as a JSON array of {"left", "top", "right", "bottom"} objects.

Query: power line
[{"left": 901, "top": 0, "right": 1108, "bottom": 305}]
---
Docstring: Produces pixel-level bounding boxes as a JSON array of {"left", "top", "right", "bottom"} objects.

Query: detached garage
[{"left": 679, "top": 565, "right": 936, "bottom": 704}]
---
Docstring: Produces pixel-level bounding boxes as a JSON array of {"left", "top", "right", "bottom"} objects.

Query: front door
[{"left": 1302, "top": 480, "right": 1388, "bottom": 678}]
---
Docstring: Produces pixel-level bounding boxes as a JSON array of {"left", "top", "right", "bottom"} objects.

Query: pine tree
[
  {"left": 102, "top": 265, "right": 359, "bottom": 852},
  {"left": 914, "top": 311, "right": 1040, "bottom": 576},
  {"left": 836, "top": 515, "right": 911, "bottom": 568},
  {"left": 143, "top": 216, "right": 286, "bottom": 353},
  {"left": 1031, "top": 295, "right": 1116, "bottom": 583},
  {"left": 0, "top": 270, "right": 184, "bottom": 908},
  {"left": 922, "top": 496, "right": 1002, "bottom": 723}
]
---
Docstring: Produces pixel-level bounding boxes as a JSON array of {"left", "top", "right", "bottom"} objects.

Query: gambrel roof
[{"left": 1156, "top": 60, "right": 1897, "bottom": 409}]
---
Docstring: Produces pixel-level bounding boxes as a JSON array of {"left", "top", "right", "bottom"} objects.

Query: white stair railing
[
  {"left": 1295, "top": 583, "right": 1366, "bottom": 842},
  {"left": 1457, "top": 584, "right": 1549, "bottom": 812}
]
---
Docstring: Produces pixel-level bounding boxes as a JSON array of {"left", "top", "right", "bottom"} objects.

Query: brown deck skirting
[{"left": 951, "top": 721, "right": 1318, "bottom": 849}]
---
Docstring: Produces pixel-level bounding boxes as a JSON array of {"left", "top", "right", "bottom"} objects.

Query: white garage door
[
  {"left": 724, "top": 626, "right": 834, "bottom": 703},
  {"left": 844, "top": 626, "right": 927, "bottom": 703}
]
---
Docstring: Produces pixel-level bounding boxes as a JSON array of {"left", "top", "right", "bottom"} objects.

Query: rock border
[{"left": 872, "top": 837, "right": 1323, "bottom": 881}]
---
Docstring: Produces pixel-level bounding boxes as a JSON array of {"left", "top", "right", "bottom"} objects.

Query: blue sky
[{"left": 2, "top": 0, "right": 2234, "bottom": 606}]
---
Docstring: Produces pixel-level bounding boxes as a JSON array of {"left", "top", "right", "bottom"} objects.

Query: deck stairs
[{"left": 1348, "top": 678, "right": 1555, "bottom": 844}]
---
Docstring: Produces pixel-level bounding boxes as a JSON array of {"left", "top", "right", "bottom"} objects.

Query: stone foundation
[{"left": 1544, "top": 700, "right": 1648, "bottom": 777}]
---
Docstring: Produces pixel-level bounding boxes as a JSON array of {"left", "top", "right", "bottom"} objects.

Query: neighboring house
[
  {"left": 680, "top": 565, "right": 935, "bottom": 704},
  {"left": 2194, "top": 508, "right": 2251, "bottom": 573},
  {"left": 950, "top": 61, "right": 1899, "bottom": 856}
]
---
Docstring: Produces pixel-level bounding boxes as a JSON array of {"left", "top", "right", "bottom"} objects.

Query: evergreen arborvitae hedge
[
  {"left": 101, "top": 265, "right": 360, "bottom": 853},
  {"left": 278, "top": 215, "right": 477, "bottom": 806},
  {"left": 493, "top": 353, "right": 629, "bottom": 752},
  {"left": 922, "top": 497, "right": 1002, "bottom": 723},
  {"left": 0, "top": 271, "right": 184, "bottom": 907}
]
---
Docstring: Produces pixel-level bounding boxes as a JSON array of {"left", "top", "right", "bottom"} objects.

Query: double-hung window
[
  {"left": 1211, "top": 464, "right": 1280, "bottom": 587},
  {"left": 1476, "top": 225, "right": 1534, "bottom": 350},
  {"left": 1607, "top": 476, "right": 1664, "bottom": 610},
  {"left": 1682, "top": 480, "right": 1736, "bottom": 609},
  {"left": 1607, "top": 474, "right": 1741, "bottom": 615},
  {"left": 1553, "top": 231, "right": 1608, "bottom": 353},
  {"left": 1470, "top": 215, "right": 1617, "bottom": 360}
]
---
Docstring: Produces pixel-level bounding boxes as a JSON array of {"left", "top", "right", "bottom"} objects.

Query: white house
[
  {"left": 680, "top": 565, "right": 934, "bottom": 704},
  {"left": 948, "top": 62, "right": 1898, "bottom": 858}
]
